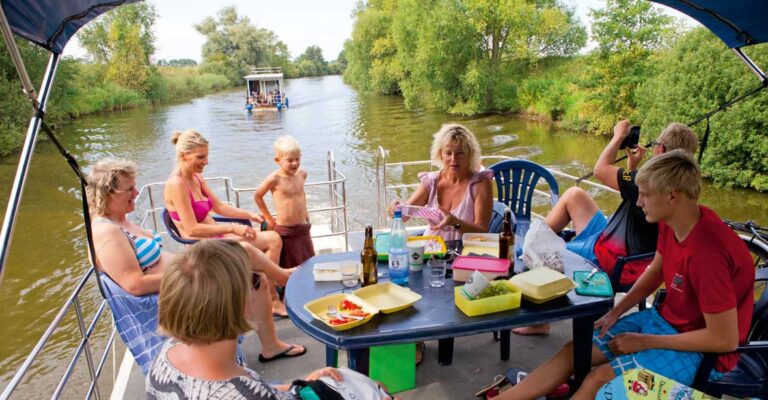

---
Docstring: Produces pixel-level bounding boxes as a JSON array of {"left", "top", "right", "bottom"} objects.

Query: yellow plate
[
  {"left": 352, "top": 282, "right": 422, "bottom": 314},
  {"left": 303, "top": 293, "right": 378, "bottom": 331}
]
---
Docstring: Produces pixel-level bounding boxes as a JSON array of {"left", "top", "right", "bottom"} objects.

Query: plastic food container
[
  {"left": 509, "top": 268, "right": 575, "bottom": 304},
  {"left": 461, "top": 233, "right": 499, "bottom": 247},
  {"left": 452, "top": 255, "right": 510, "bottom": 282},
  {"left": 304, "top": 283, "right": 422, "bottom": 330},
  {"left": 375, "top": 234, "right": 446, "bottom": 260},
  {"left": 352, "top": 282, "right": 422, "bottom": 314},
  {"left": 454, "top": 280, "right": 521, "bottom": 316},
  {"left": 312, "top": 260, "right": 359, "bottom": 281}
]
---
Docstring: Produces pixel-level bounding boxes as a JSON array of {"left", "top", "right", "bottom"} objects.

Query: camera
[{"left": 619, "top": 125, "right": 641, "bottom": 150}]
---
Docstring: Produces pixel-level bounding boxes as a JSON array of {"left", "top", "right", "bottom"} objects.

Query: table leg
[
  {"left": 347, "top": 348, "right": 370, "bottom": 375},
  {"left": 438, "top": 338, "right": 454, "bottom": 365},
  {"left": 572, "top": 315, "right": 597, "bottom": 389},
  {"left": 325, "top": 346, "right": 338, "bottom": 368},
  {"left": 500, "top": 329, "right": 511, "bottom": 361}
]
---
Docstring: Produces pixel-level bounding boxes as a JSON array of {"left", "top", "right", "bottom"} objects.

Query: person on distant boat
[
  {"left": 164, "top": 129, "right": 292, "bottom": 318},
  {"left": 147, "top": 240, "right": 334, "bottom": 400},
  {"left": 514, "top": 120, "right": 699, "bottom": 336},
  {"left": 390, "top": 123, "right": 493, "bottom": 241},
  {"left": 496, "top": 150, "right": 754, "bottom": 400},
  {"left": 254, "top": 135, "right": 315, "bottom": 267},
  {"left": 88, "top": 158, "right": 306, "bottom": 366}
]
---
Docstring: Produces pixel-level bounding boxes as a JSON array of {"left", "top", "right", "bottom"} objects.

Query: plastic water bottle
[{"left": 388, "top": 210, "right": 410, "bottom": 286}]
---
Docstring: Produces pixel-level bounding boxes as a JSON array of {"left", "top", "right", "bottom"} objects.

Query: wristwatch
[{"left": 453, "top": 221, "right": 461, "bottom": 230}]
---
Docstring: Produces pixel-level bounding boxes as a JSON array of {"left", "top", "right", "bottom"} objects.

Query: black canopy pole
[{"left": 0, "top": 53, "right": 60, "bottom": 286}]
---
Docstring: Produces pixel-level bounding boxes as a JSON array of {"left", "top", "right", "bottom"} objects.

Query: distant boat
[{"left": 244, "top": 67, "right": 289, "bottom": 111}]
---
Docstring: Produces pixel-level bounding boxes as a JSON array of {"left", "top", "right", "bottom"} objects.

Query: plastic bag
[{"left": 522, "top": 219, "right": 566, "bottom": 272}]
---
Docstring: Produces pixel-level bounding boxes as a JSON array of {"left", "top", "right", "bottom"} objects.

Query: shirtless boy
[{"left": 254, "top": 135, "right": 315, "bottom": 267}]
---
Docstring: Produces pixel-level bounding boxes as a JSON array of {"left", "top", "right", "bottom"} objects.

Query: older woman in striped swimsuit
[{"left": 89, "top": 158, "right": 305, "bottom": 363}]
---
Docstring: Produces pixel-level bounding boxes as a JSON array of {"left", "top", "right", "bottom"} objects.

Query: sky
[{"left": 63, "top": 0, "right": 694, "bottom": 63}]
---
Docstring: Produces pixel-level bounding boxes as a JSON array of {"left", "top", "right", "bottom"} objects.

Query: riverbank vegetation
[
  {"left": 344, "top": 0, "right": 768, "bottom": 191},
  {"left": 0, "top": 4, "right": 345, "bottom": 157}
]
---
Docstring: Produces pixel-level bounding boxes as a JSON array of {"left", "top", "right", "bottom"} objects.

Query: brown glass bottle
[
  {"left": 361, "top": 225, "right": 378, "bottom": 286},
  {"left": 499, "top": 209, "right": 515, "bottom": 276}
]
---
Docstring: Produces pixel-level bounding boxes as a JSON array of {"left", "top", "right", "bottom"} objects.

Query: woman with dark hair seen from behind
[
  {"left": 147, "top": 240, "right": 342, "bottom": 400},
  {"left": 164, "top": 129, "right": 293, "bottom": 318}
]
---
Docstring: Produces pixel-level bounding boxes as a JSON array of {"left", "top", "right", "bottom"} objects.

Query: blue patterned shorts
[{"left": 593, "top": 308, "right": 704, "bottom": 385}]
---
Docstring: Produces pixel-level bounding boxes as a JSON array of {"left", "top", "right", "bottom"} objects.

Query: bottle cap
[{"left": 394, "top": 210, "right": 402, "bottom": 218}]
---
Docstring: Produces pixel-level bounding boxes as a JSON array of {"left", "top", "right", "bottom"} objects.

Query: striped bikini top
[{"left": 95, "top": 217, "right": 162, "bottom": 271}]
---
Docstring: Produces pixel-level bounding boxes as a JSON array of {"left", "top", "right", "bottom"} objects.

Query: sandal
[{"left": 475, "top": 375, "right": 508, "bottom": 398}]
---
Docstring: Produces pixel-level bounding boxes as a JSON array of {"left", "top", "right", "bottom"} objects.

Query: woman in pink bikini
[
  {"left": 164, "top": 129, "right": 293, "bottom": 318},
  {"left": 392, "top": 124, "right": 493, "bottom": 240}
]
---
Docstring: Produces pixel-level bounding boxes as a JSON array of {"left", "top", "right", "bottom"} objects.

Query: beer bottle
[
  {"left": 499, "top": 209, "right": 515, "bottom": 276},
  {"left": 361, "top": 225, "right": 378, "bottom": 286}
]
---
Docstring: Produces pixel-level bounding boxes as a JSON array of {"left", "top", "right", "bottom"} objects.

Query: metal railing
[
  {"left": 374, "top": 145, "right": 618, "bottom": 229},
  {"left": 1, "top": 267, "right": 117, "bottom": 400},
  {"left": 231, "top": 151, "right": 350, "bottom": 251}
]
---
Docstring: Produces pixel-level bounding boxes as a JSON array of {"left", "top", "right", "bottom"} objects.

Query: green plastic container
[{"left": 369, "top": 343, "right": 416, "bottom": 393}]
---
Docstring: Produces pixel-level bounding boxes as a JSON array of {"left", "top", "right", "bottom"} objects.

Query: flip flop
[{"left": 258, "top": 344, "right": 307, "bottom": 363}]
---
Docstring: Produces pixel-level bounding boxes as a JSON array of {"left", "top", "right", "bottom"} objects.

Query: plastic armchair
[
  {"left": 609, "top": 251, "right": 656, "bottom": 310},
  {"left": 162, "top": 208, "right": 252, "bottom": 245},
  {"left": 487, "top": 201, "right": 514, "bottom": 234},
  {"left": 489, "top": 159, "right": 559, "bottom": 237},
  {"left": 690, "top": 267, "right": 768, "bottom": 397}
]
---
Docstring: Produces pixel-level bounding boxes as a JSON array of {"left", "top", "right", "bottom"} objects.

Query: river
[{"left": 0, "top": 74, "right": 766, "bottom": 396}]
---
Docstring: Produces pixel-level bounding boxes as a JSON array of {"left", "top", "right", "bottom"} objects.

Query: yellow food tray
[
  {"left": 303, "top": 293, "right": 378, "bottom": 331},
  {"left": 375, "top": 234, "right": 446, "bottom": 260},
  {"left": 510, "top": 268, "right": 575, "bottom": 299},
  {"left": 461, "top": 245, "right": 499, "bottom": 257},
  {"left": 352, "top": 282, "right": 422, "bottom": 314},
  {"left": 454, "top": 280, "right": 521, "bottom": 317}
]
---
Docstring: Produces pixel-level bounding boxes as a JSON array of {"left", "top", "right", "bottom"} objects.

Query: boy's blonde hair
[
  {"left": 171, "top": 129, "right": 209, "bottom": 160},
  {"left": 158, "top": 240, "right": 253, "bottom": 345},
  {"left": 636, "top": 149, "right": 701, "bottom": 200},
  {"left": 430, "top": 124, "right": 482, "bottom": 173},
  {"left": 86, "top": 158, "right": 138, "bottom": 216},
  {"left": 657, "top": 123, "right": 699, "bottom": 154},
  {"left": 274, "top": 135, "right": 301, "bottom": 157}
]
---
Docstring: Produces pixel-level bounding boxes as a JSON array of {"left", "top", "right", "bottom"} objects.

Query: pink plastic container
[{"left": 451, "top": 255, "right": 510, "bottom": 282}]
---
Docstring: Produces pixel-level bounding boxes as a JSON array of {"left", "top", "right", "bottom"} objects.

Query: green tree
[
  {"left": 638, "top": 28, "right": 768, "bottom": 191},
  {"left": 344, "top": 0, "right": 586, "bottom": 114},
  {"left": 295, "top": 45, "right": 329, "bottom": 76},
  {"left": 78, "top": 3, "right": 157, "bottom": 93},
  {"left": 195, "top": 6, "right": 292, "bottom": 84},
  {"left": 583, "top": 0, "right": 676, "bottom": 131}
]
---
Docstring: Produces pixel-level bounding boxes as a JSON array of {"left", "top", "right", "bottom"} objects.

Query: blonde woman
[
  {"left": 148, "top": 240, "right": 338, "bottom": 400},
  {"left": 163, "top": 129, "right": 292, "bottom": 317},
  {"left": 89, "top": 158, "right": 305, "bottom": 365},
  {"left": 391, "top": 124, "right": 493, "bottom": 241}
]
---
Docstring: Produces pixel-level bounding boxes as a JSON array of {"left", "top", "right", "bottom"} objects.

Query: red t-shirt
[{"left": 657, "top": 206, "right": 754, "bottom": 372}]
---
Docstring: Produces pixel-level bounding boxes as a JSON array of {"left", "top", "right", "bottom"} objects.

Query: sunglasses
[
  {"left": 251, "top": 272, "right": 262, "bottom": 291},
  {"left": 650, "top": 140, "right": 665, "bottom": 149}
]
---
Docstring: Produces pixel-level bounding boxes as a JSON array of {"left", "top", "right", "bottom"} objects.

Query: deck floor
[{"left": 124, "top": 316, "right": 575, "bottom": 399}]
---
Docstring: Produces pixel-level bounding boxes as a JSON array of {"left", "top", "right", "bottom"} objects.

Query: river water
[{"left": 0, "top": 75, "right": 766, "bottom": 396}]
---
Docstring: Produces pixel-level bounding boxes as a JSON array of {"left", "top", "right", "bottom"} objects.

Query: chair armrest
[
  {"left": 212, "top": 216, "right": 252, "bottom": 226},
  {"left": 756, "top": 268, "right": 768, "bottom": 282},
  {"left": 738, "top": 340, "right": 768, "bottom": 352},
  {"left": 610, "top": 251, "right": 655, "bottom": 288}
]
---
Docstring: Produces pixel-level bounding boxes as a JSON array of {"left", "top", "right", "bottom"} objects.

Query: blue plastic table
[{"left": 285, "top": 245, "right": 613, "bottom": 389}]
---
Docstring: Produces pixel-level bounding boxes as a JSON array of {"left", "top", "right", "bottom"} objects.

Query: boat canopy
[
  {"left": 651, "top": 0, "right": 768, "bottom": 49},
  {"left": 1, "top": 0, "right": 141, "bottom": 54}
]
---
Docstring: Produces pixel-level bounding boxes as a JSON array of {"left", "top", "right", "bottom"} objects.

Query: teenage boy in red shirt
[{"left": 497, "top": 150, "right": 755, "bottom": 400}]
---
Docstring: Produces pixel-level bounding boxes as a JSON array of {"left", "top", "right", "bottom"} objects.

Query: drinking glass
[
  {"left": 341, "top": 263, "right": 360, "bottom": 288},
  {"left": 427, "top": 259, "right": 446, "bottom": 288}
]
